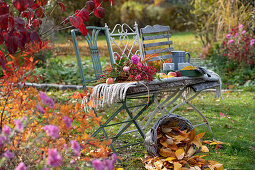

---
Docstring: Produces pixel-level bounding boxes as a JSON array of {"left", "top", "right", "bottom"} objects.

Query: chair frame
[{"left": 71, "top": 26, "right": 115, "bottom": 90}]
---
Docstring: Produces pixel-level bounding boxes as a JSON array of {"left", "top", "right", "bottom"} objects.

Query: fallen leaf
[
  {"left": 202, "top": 140, "right": 212, "bottom": 145},
  {"left": 173, "top": 162, "right": 182, "bottom": 170},
  {"left": 186, "top": 145, "right": 197, "bottom": 157},
  {"left": 201, "top": 145, "right": 209, "bottom": 152},
  {"left": 219, "top": 112, "right": 226, "bottom": 117},
  {"left": 165, "top": 157, "right": 175, "bottom": 163},
  {"left": 159, "top": 148, "right": 175, "bottom": 157},
  {"left": 188, "top": 129, "right": 196, "bottom": 141},
  {"left": 186, "top": 107, "right": 193, "bottom": 110},
  {"left": 215, "top": 144, "right": 224, "bottom": 150},
  {"left": 162, "top": 127, "right": 172, "bottom": 133},
  {"left": 228, "top": 85, "right": 234, "bottom": 89},
  {"left": 191, "top": 132, "right": 205, "bottom": 148},
  {"left": 175, "top": 148, "right": 185, "bottom": 160},
  {"left": 154, "top": 160, "right": 163, "bottom": 170}
]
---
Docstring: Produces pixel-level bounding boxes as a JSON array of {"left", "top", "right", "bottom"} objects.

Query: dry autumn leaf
[
  {"left": 173, "top": 162, "right": 182, "bottom": 170},
  {"left": 201, "top": 145, "right": 209, "bottom": 152},
  {"left": 175, "top": 148, "right": 185, "bottom": 160}
]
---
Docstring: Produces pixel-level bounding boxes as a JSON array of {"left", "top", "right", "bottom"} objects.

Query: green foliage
[
  {"left": 120, "top": 1, "right": 193, "bottom": 31},
  {"left": 208, "top": 42, "right": 255, "bottom": 87},
  {"left": 34, "top": 57, "right": 82, "bottom": 84}
]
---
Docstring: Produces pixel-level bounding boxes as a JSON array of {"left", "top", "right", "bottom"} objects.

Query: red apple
[
  {"left": 176, "top": 71, "right": 181, "bottom": 77},
  {"left": 106, "top": 78, "right": 114, "bottom": 85},
  {"left": 167, "top": 72, "right": 177, "bottom": 77}
]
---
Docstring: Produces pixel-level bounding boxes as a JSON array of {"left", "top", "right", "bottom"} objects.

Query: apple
[
  {"left": 106, "top": 78, "right": 114, "bottom": 84},
  {"left": 159, "top": 73, "right": 166, "bottom": 77},
  {"left": 176, "top": 71, "right": 181, "bottom": 77},
  {"left": 167, "top": 72, "right": 177, "bottom": 77}
]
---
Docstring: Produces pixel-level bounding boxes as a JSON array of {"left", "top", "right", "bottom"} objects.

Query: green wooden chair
[{"left": 71, "top": 26, "right": 115, "bottom": 90}]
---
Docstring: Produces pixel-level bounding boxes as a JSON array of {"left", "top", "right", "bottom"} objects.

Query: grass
[
  {"left": 51, "top": 90, "right": 255, "bottom": 169},
  {"left": 113, "top": 91, "right": 255, "bottom": 169}
]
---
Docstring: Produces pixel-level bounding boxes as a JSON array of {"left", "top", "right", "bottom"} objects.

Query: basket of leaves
[
  {"left": 144, "top": 114, "right": 225, "bottom": 169},
  {"left": 144, "top": 114, "right": 194, "bottom": 157}
]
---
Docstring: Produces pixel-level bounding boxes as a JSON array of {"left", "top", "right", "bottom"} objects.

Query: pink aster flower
[
  {"left": 43, "top": 125, "right": 59, "bottom": 140},
  {"left": 234, "top": 33, "right": 239, "bottom": 38},
  {"left": 3, "top": 125, "right": 11, "bottom": 136},
  {"left": 63, "top": 116, "right": 72, "bottom": 129},
  {"left": 47, "top": 149, "right": 62, "bottom": 167},
  {"left": 37, "top": 104, "right": 45, "bottom": 114},
  {"left": 4, "top": 150, "right": 14, "bottom": 159},
  {"left": 227, "top": 39, "right": 234, "bottom": 45},
  {"left": 242, "top": 30, "right": 246, "bottom": 35},
  {"left": 238, "top": 24, "right": 243, "bottom": 29},
  {"left": 15, "top": 162, "right": 26, "bottom": 170},
  {"left": 104, "top": 154, "right": 117, "bottom": 170},
  {"left": 226, "top": 33, "right": 231, "bottom": 39},
  {"left": 39, "top": 92, "right": 54, "bottom": 108},
  {"left": 123, "top": 66, "right": 130, "bottom": 73},
  {"left": 14, "top": 119, "right": 24, "bottom": 132},
  {"left": 92, "top": 159, "right": 104, "bottom": 170},
  {"left": 250, "top": 39, "right": 255, "bottom": 46},
  {"left": 131, "top": 55, "right": 139, "bottom": 65},
  {"left": 0, "top": 135, "right": 7, "bottom": 147},
  {"left": 137, "top": 63, "right": 142, "bottom": 67},
  {"left": 71, "top": 140, "right": 80, "bottom": 156},
  {"left": 135, "top": 74, "right": 141, "bottom": 81}
]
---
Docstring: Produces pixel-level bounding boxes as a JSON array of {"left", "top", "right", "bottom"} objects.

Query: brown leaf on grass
[
  {"left": 201, "top": 145, "right": 209, "bottom": 152},
  {"left": 188, "top": 129, "right": 196, "bottom": 141},
  {"left": 215, "top": 144, "right": 224, "bottom": 150},
  {"left": 173, "top": 162, "right": 182, "bottom": 170},
  {"left": 208, "top": 161, "right": 224, "bottom": 170},
  {"left": 175, "top": 148, "right": 185, "bottom": 160},
  {"left": 202, "top": 140, "right": 212, "bottom": 144},
  {"left": 191, "top": 132, "right": 205, "bottom": 148}
]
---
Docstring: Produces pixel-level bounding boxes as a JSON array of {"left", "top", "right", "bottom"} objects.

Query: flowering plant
[
  {"left": 100, "top": 55, "right": 157, "bottom": 83},
  {"left": 222, "top": 24, "right": 255, "bottom": 66}
]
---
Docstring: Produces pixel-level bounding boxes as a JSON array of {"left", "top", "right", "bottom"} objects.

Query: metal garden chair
[
  {"left": 139, "top": 24, "right": 213, "bottom": 134},
  {"left": 72, "top": 24, "right": 153, "bottom": 155},
  {"left": 71, "top": 26, "right": 115, "bottom": 90}
]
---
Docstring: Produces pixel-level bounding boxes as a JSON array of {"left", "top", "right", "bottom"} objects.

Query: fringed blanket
[{"left": 83, "top": 70, "right": 222, "bottom": 111}]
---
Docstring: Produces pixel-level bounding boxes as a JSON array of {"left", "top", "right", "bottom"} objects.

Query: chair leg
[
  {"left": 185, "top": 101, "right": 213, "bottom": 134},
  {"left": 167, "top": 91, "right": 213, "bottom": 134}
]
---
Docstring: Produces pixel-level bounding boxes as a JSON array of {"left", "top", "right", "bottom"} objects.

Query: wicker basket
[{"left": 144, "top": 113, "right": 194, "bottom": 157}]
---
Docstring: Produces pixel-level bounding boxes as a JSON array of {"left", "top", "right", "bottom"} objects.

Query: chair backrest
[
  {"left": 71, "top": 26, "right": 114, "bottom": 90},
  {"left": 106, "top": 22, "right": 144, "bottom": 62},
  {"left": 140, "top": 25, "right": 174, "bottom": 62}
]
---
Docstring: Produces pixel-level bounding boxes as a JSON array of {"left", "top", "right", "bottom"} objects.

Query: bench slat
[
  {"left": 143, "top": 41, "right": 173, "bottom": 48},
  {"left": 141, "top": 25, "right": 170, "bottom": 34},
  {"left": 145, "top": 47, "right": 173, "bottom": 55},
  {"left": 143, "top": 34, "right": 171, "bottom": 40}
]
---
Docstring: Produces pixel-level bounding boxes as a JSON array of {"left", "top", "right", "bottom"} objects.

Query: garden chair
[
  {"left": 71, "top": 26, "right": 115, "bottom": 90},
  {"left": 139, "top": 24, "right": 213, "bottom": 134},
  {"left": 72, "top": 23, "right": 153, "bottom": 155}
]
